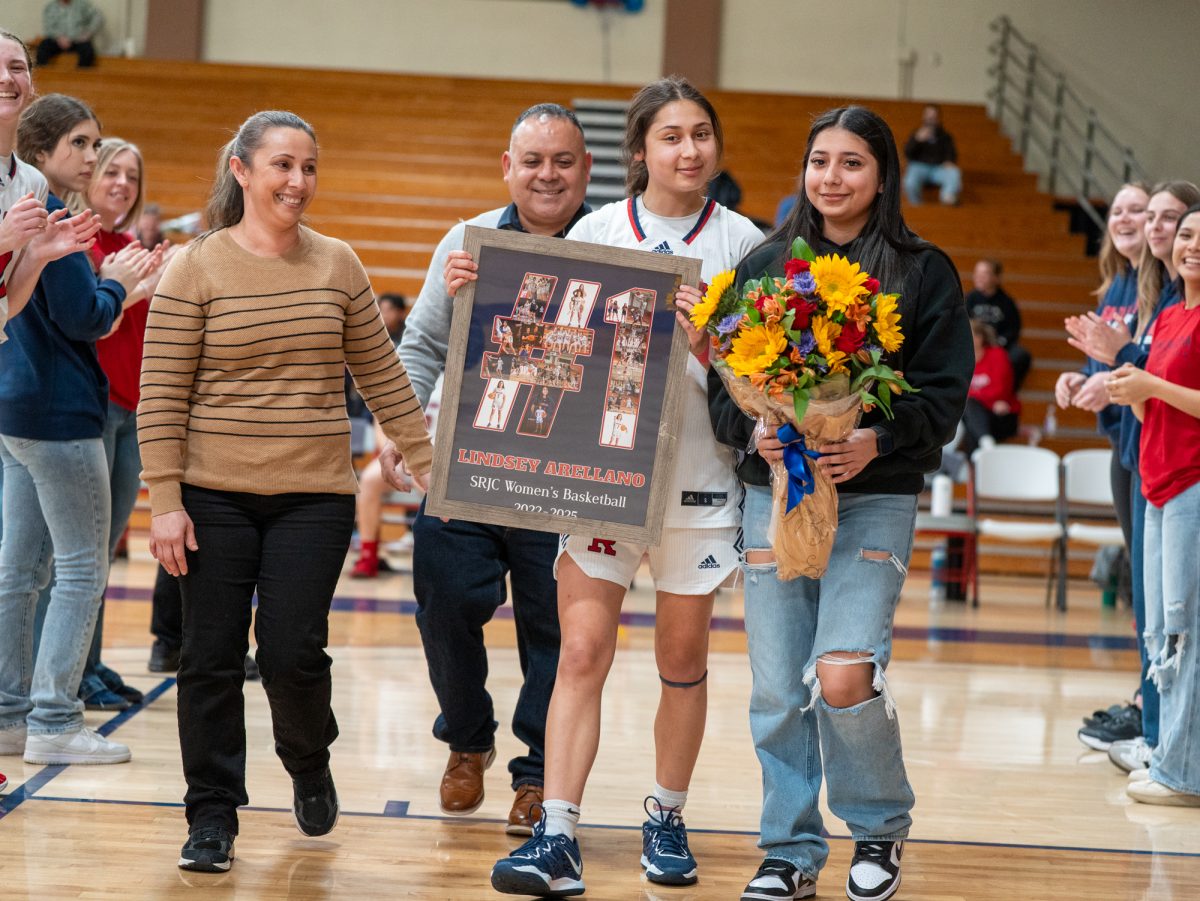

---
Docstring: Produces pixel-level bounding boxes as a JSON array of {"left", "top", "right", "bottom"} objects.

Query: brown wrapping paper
[{"left": 717, "top": 367, "right": 862, "bottom": 580}]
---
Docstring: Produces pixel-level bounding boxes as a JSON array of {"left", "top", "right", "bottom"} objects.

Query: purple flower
[
  {"left": 795, "top": 333, "right": 816, "bottom": 355},
  {"left": 716, "top": 313, "right": 743, "bottom": 336},
  {"left": 793, "top": 272, "right": 816, "bottom": 294}
]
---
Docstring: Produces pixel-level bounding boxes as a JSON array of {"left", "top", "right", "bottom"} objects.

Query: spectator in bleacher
[
  {"left": 1, "top": 94, "right": 157, "bottom": 767},
  {"left": 36, "top": 0, "right": 103, "bottom": 70},
  {"left": 139, "top": 110, "right": 433, "bottom": 872},
  {"left": 50, "top": 138, "right": 170, "bottom": 711},
  {"left": 1068, "top": 180, "right": 1200, "bottom": 765},
  {"left": 965, "top": 258, "right": 1032, "bottom": 389},
  {"left": 902, "top": 103, "right": 961, "bottom": 206},
  {"left": 960, "top": 321, "right": 1020, "bottom": 454},
  {"left": 136, "top": 201, "right": 163, "bottom": 247},
  {"left": 1107, "top": 202, "right": 1200, "bottom": 807},
  {"left": 377, "top": 102, "right": 590, "bottom": 837},
  {"left": 1054, "top": 181, "right": 1148, "bottom": 750},
  {"left": 349, "top": 292, "right": 416, "bottom": 579}
]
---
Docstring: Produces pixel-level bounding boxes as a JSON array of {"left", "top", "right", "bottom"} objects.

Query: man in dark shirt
[
  {"left": 964, "top": 258, "right": 1032, "bottom": 389},
  {"left": 903, "top": 104, "right": 962, "bottom": 205}
]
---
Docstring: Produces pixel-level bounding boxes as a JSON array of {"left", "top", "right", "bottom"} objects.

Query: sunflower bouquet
[{"left": 692, "top": 237, "right": 914, "bottom": 580}]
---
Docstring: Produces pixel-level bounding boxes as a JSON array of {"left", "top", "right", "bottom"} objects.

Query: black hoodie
[{"left": 707, "top": 234, "right": 974, "bottom": 496}]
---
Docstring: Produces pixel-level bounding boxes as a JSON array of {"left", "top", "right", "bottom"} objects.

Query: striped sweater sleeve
[
  {"left": 342, "top": 255, "right": 434, "bottom": 476},
  {"left": 137, "top": 249, "right": 205, "bottom": 515}
]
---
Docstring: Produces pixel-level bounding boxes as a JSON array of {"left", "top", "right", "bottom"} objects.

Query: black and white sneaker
[
  {"left": 178, "top": 826, "right": 235, "bottom": 872},
  {"left": 846, "top": 840, "right": 903, "bottom": 901},
  {"left": 740, "top": 858, "right": 816, "bottom": 900},
  {"left": 293, "top": 767, "right": 339, "bottom": 837},
  {"left": 1077, "top": 704, "right": 1141, "bottom": 751}
]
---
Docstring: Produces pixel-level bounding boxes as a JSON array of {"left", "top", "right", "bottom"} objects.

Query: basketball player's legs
[{"left": 652, "top": 589, "right": 714, "bottom": 793}]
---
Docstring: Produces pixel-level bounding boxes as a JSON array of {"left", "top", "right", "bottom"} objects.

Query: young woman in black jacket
[{"left": 708, "top": 106, "right": 973, "bottom": 901}]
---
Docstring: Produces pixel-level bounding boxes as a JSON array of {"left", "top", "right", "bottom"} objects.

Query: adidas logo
[
  {"left": 651, "top": 240, "right": 673, "bottom": 254},
  {"left": 697, "top": 554, "right": 720, "bottom": 570}
]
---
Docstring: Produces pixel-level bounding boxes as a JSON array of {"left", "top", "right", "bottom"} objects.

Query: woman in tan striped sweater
[{"left": 137, "top": 110, "right": 433, "bottom": 873}]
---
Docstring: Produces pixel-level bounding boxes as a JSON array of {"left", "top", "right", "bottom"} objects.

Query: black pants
[
  {"left": 177, "top": 485, "right": 355, "bottom": 833},
  {"left": 36, "top": 37, "right": 96, "bottom": 68},
  {"left": 150, "top": 563, "right": 182, "bottom": 649},
  {"left": 960, "top": 398, "right": 1019, "bottom": 455},
  {"left": 1109, "top": 435, "right": 1133, "bottom": 549}
]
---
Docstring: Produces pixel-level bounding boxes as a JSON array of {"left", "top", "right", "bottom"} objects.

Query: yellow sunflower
[
  {"left": 810, "top": 254, "right": 870, "bottom": 315},
  {"left": 810, "top": 315, "right": 842, "bottom": 357},
  {"left": 824, "top": 350, "right": 850, "bottom": 375},
  {"left": 873, "top": 292, "right": 904, "bottom": 352},
  {"left": 690, "top": 270, "right": 735, "bottom": 330},
  {"left": 726, "top": 322, "right": 788, "bottom": 378}
]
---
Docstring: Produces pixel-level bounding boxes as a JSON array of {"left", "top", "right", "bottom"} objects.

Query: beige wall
[
  {"left": 202, "top": 0, "right": 666, "bottom": 85},
  {"left": 718, "top": 0, "right": 1196, "bottom": 184}
]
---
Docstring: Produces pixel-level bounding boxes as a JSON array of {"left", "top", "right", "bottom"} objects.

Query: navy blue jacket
[
  {"left": 1117, "top": 281, "right": 1182, "bottom": 473},
  {"left": 0, "top": 194, "right": 125, "bottom": 440},
  {"left": 1081, "top": 270, "right": 1138, "bottom": 441}
]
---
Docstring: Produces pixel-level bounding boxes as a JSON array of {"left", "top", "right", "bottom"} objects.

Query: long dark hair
[
  {"left": 770, "top": 106, "right": 931, "bottom": 291},
  {"left": 1172, "top": 202, "right": 1200, "bottom": 298},
  {"left": 16, "top": 94, "right": 99, "bottom": 173},
  {"left": 621, "top": 76, "right": 723, "bottom": 196},
  {"left": 1134, "top": 180, "right": 1200, "bottom": 339},
  {"left": 204, "top": 110, "right": 316, "bottom": 232}
]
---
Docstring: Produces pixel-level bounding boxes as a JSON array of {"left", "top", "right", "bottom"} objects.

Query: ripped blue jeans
[
  {"left": 1142, "top": 480, "right": 1200, "bottom": 795},
  {"left": 741, "top": 485, "right": 917, "bottom": 878}
]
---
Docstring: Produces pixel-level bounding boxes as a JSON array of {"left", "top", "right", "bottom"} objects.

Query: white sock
[
  {"left": 542, "top": 799, "right": 580, "bottom": 840},
  {"left": 650, "top": 783, "right": 688, "bottom": 822}
]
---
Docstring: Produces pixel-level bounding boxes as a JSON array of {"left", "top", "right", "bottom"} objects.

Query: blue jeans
[
  {"left": 412, "top": 502, "right": 560, "bottom": 788},
  {"left": 31, "top": 402, "right": 142, "bottom": 700},
  {"left": 1142, "top": 480, "right": 1200, "bottom": 794},
  {"left": 903, "top": 161, "right": 961, "bottom": 205},
  {"left": 1130, "top": 473, "right": 1159, "bottom": 746},
  {"left": 741, "top": 485, "right": 917, "bottom": 878},
  {"left": 0, "top": 435, "right": 110, "bottom": 736}
]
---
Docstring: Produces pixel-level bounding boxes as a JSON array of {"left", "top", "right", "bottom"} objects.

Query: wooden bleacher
[{"left": 35, "top": 58, "right": 1111, "bottom": 580}]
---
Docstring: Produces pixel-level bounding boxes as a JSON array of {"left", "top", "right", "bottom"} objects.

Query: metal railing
[{"left": 986, "top": 15, "right": 1148, "bottom": 230}]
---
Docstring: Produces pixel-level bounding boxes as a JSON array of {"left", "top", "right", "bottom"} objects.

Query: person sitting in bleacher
[
  {"left": 960, "top": 321, "right": 1020, "bottom": 455},
  {"left": 965, "top": 258, "right": 1032, "bottom": 390},
  {"left": 902, "top": 104, "right": 961, "bottom": 206},
  {"left": 36, "top": 0, "right": 103, "bottom": 69}
]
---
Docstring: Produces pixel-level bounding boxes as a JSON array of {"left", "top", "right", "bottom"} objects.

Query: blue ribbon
[{"left": 776, "top": 423, "right": 822, "bottom": 514}]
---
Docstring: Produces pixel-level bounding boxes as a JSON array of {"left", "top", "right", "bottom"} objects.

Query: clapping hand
[{"left": 1065, "top": 312, "right": 1131, "bottom": 366}]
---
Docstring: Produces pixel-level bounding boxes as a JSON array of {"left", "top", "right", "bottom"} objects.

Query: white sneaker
[
  {"left": 0, "top": 725, "right": 28, "bottom": 755},
  {"left": 1129, "top": 768, "right": 1150, "bottom": 782},
  {"left": 24, "top": 727, "right": 131, "bottom": 765},
  {"left": 1127, "top": 778, "right": 1200, "bottom": 807},
  {"left": 1108, "top": 737, "right": 1153, "bottom": 773}
]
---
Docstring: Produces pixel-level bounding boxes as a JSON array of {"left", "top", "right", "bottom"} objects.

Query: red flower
[
  {"left": 754, "top": 294, "right": 774, "bottom": 314},
  {"left": 787, "top": 296, "right": 818, "bottom": 330},
  {"left": 834, "top": 320, "right": 867, "bottom": 354},
  {"left": 784, "top": 258, "right": 811, "bottom": 278},
  {"left": 863, "top": 277, "right": 880, "bottom": 295}
]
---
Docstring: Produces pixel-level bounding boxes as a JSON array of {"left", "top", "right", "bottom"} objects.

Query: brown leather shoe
[
  {"left": 439, "top": 747, "right": 496, "bottom": 815},
  {"left": 506, "top": 783, "right": 544, "bottom": 835}
]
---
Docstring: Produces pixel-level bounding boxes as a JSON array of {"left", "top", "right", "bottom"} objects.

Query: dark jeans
[
  {"left": 412, "top": 501, "right": 559, "bottom": 788},
  {"left": 36, "top": 38, "right": 96, "bottom": 68},
  {"left": 1109, "top": 436, "right": 1133, "bottom": 549},
  {"left": 150, "top": 563, "right": 182, "bottom": 650},
  {"left": 177, "top": 485, "right": 355, "bottom": 834},
  {"left": 960, "top": 398, "right": 1019, "bottom": 455}
]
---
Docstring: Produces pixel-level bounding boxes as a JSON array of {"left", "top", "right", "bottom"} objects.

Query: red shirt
[
  {"left": 969, "top": 345, "right": 1020, "bottom": 414},
  {"left": 91, "top": 229, "right": 147, "bottom": 411},
  {"left": 1140, "top": 302, "right": 1200, "bottom": 506}
]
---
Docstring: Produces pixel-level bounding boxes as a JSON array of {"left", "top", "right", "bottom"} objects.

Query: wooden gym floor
[{"left": 2, "top": 549, "right": 1197, "bottom": 900}]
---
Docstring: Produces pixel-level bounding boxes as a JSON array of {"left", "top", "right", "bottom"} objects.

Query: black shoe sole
[
  {"left": 847, "top": 875, "right": 900, "bottom": 901},
  {"left": 490, "top": 868, "right": 584, "bottom": 897}
]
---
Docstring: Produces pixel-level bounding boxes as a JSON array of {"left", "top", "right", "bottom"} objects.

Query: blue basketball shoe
[
  {"left": 491, "top": 815, "right": 585, "bottom": 897},
  {"left": 640, "top": 796, "right": 698, "bottom": 885}
]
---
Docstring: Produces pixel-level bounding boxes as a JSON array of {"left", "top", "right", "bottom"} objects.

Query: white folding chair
[
  {"left": 1062, "top": 448, "right": 1124, "bottom": 545},
  {"left": 972, "top": 444, "right": 1067, "bottom": 609}
]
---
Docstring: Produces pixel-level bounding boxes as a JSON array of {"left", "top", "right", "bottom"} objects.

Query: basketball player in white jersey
[{"left": 487, "top": 77, "right": 763, "bottom": 898}]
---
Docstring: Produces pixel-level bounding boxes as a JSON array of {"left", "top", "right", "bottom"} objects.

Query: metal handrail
[{"left": 987, "top": 15, "right": 1148, "bottom": 230}]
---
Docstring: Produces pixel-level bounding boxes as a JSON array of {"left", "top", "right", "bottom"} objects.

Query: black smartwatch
[{"left": 870, "top": 424, "right": 894, "bottom": 457}]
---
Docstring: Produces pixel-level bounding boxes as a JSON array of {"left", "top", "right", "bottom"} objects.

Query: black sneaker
[
  {"left": 1081, "top": 702, "right": 1127, "bottom": 729},
  {"left": 244, "top": 654, "right": 261, "bottom": 682},
  {"left": 846, "top": 840, "right": 902, "bottom": 901},
  {"left": 1077, "top": 704, "right": 1141, "bottom": 751},
  {"left": 293, "top": 768, "right": 339, "bottom": 836},
  {"left": 148, "top": 640, "right": 181, "bottom": 673},
  {"left": 741, "top": 858, "right": 816, "bottom": 900},
  {"left": 178, "top": 826, "right": 235, "bottom": 872}
]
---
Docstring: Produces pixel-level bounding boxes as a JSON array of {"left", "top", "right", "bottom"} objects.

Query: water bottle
[
  {"left": 1043, "top": 404, "right": 1057, "bottom": 439},
  {"left": 930, "top": 543, "right": 947, "bottom": 603}
]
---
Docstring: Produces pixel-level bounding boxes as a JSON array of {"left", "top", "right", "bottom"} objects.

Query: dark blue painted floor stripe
[
  {"left": 105, "top": 585, "right": 1138, "bottom": 651},
  {"left": 0, "top": 678, "right": 175, "bottom": 822},
  {"left": 13, "top": 793, "right": 1200, "bottom": 859}
]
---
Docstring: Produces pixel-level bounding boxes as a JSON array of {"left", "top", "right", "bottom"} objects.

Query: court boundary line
[{"left": 14, "top": 793, "right": 1200, "bottom": 859}]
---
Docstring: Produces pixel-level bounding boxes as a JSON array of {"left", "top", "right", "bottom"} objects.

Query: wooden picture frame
[{"left": 425, "top": 226, "right": 701, "bottom": 544}]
